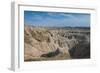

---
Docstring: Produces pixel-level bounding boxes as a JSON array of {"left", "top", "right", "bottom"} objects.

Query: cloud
[{"left": 24, "top": 11, "right": 90, "bottom": 27}]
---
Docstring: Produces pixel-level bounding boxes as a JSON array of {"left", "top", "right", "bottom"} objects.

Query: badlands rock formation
[{"left": 24, "top": 26, "right": 90, "bottom": 61}]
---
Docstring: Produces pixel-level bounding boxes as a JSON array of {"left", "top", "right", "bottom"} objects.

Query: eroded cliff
[{"left": 24, "top": 26, "right": 90, "bottom": 61}]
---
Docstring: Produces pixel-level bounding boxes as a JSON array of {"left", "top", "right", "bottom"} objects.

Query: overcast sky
[{"left": 24, "top": 11, "right": 90, "bottom": 27}]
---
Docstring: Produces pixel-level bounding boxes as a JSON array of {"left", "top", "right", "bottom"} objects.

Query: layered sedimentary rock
[{"left": 24, "top": 26, "right": 90, "bottom": 61}]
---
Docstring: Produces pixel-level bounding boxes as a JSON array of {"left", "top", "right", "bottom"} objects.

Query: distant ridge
[{"left": 24, "top": 24, "right": 90, "bottom": 30}]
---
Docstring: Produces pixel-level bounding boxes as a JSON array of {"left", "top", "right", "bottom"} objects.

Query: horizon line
[{"left": 24, "top": 24, "right": 90, "bottom": 28}]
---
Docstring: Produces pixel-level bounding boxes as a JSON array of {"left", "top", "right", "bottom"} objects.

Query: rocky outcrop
[
  {"left": 24, "top": 26, "right": 90, "bottom": 61},
  {"left": 41, "top": 48, "right": 60, "bottom": 57},
  {"left": 69, "top": 43, "right": 90, "bottom": 59}
]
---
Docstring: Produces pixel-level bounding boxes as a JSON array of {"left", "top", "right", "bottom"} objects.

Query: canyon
[{"left": 24, "top": 25, "right": 90, "bottom": 61}]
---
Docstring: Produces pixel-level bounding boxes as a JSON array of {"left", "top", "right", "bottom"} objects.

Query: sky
[{"left": 24, "top": 11, "right": 90, "bottom": 27}]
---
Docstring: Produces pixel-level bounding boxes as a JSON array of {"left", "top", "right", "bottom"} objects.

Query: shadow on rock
[
  {"left": 69, "top": 43, "right": 90, "bottom": 59},
  {"left": 41, "top": 48, "right": 60, "bottom": 58}
]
